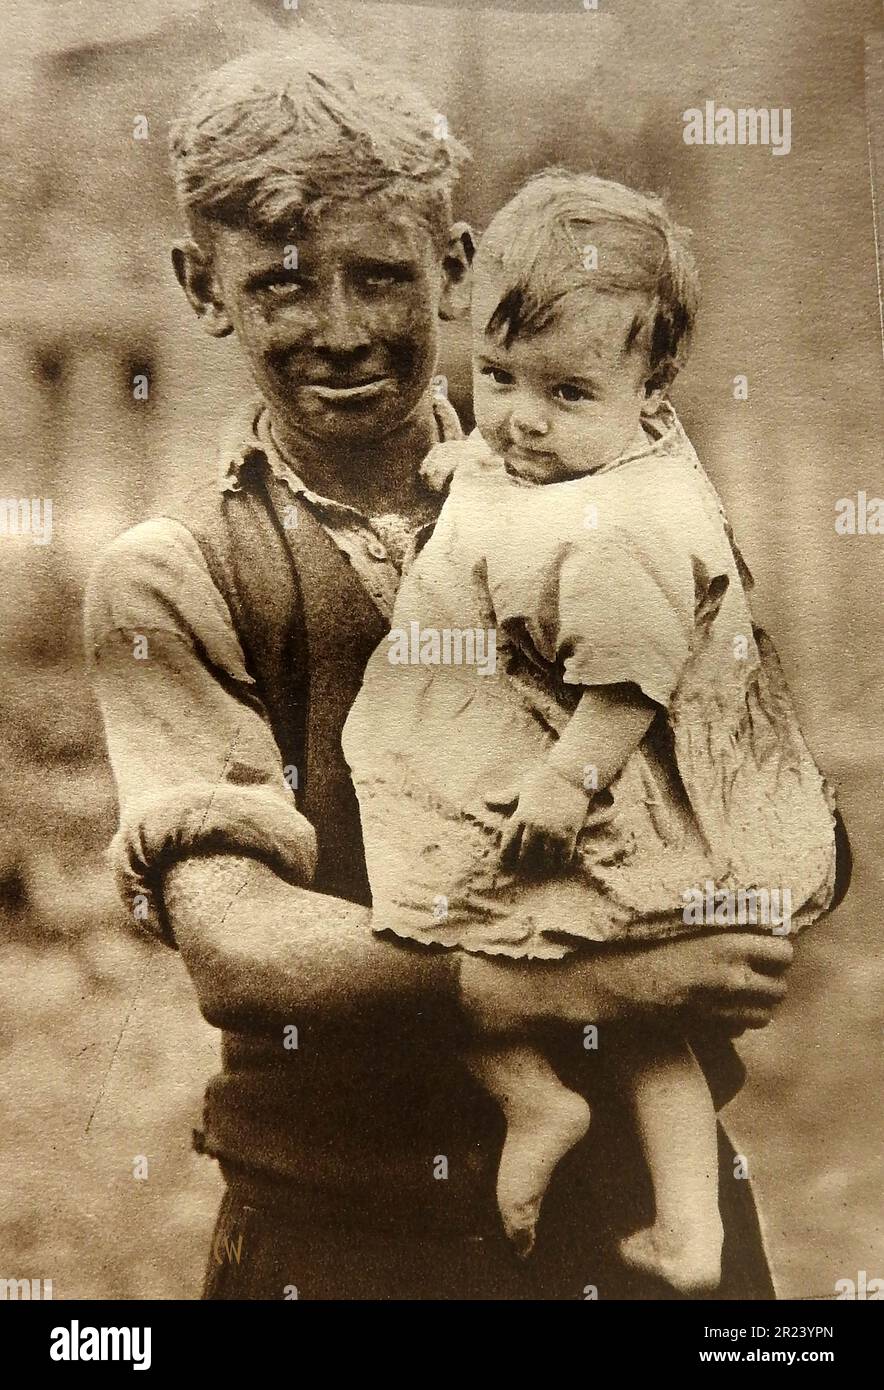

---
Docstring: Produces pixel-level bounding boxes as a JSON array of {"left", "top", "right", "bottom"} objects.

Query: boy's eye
[
  {"left": 480, "top": 365, "right": 515, "bottom": 386},
  {"left": 553, "top": 383, "right": 592, "bottom": 402},
  {"left": 360, "top": 264, "right": 411, "bottom": 289},
  {"left": 260, "top": 275, "right": 303, "bottom": 299}
]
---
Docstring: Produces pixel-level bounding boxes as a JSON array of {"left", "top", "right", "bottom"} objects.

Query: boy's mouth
[{"left": 304, "top": 376, "right": 392, "bottom": 402}]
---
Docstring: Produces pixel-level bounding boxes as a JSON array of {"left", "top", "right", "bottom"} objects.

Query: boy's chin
[{"left": 288, "top": 394, "right": 407, "bottom": 445}]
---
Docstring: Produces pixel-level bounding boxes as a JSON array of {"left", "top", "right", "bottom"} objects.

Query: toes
[
  {"left": 509, "top": 1224, "right": 537, "bottom": 1260},
  {"left": 501, "top": 1196, "right": 542, "bottom": 1259}
]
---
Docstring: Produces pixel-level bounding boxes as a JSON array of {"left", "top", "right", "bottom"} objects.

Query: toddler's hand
[{"left": 499, "top": 763, "right": 589, "bottom": 875}]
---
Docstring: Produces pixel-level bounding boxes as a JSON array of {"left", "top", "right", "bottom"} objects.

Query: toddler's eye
[
  {"left": 481, "top": 365, "right": 514, "bottom": 386},
  {"left": 554, "top": 383, "right": 591, "bottom": 402}
]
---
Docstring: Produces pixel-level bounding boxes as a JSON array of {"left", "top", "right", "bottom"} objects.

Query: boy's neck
[{"left": 266, "top": 396, "right": 439, "bottom": 515}]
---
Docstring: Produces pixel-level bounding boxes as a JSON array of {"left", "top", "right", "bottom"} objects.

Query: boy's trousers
[{"left": 203, "top": 1119, "right": 776, "bottom": 1301}]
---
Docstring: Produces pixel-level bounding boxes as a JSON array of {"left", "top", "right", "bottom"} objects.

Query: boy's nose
[{"left": 313, "top": 282, "right": 370, "bottom": 355}]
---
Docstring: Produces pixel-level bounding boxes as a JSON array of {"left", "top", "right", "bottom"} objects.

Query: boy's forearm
[
  {"left": 167, "top": 853, "right": 793, "bottom": 1051},
  {"left": 165, "top": 854, "right": 466, "bottom": 1042},
  {"left": 547, "top": 683, "right": 657, "bottom": 790}
]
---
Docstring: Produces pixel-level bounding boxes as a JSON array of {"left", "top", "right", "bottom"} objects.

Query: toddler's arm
[{"left": 500, "top": 683, "right": 656, "bottom": 872}]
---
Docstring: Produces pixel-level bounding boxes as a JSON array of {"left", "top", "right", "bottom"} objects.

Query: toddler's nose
[{"left": 509, "top": 400, "right": 549, "bottom": 439}]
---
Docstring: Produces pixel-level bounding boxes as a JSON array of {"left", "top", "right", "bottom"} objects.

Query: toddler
[{"left": 342, "top": 171, "right": 838, "bottom": 1293}]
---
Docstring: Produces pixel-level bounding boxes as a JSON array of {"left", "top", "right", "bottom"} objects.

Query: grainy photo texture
[{"left": 1, "top": 0, "right": 882, "bottom": 1312}]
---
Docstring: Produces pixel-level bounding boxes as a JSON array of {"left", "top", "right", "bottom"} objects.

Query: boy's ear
[
  {"left": 171, "top": 238, "right": 234, "bottom": 338},
  {"left": 438, "top": 221, "right": 476, "bottom": 322},
  {"left": 641, "top": 362, "right": 675, "bottom": 415}
]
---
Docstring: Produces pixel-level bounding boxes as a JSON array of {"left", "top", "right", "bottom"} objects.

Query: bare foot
[
  {"left": 619, "top": 1219, "right": 724, "bottom": 1294},
  {"left": 497, "top": 1087, "right": 591, "bottom": 1258}
]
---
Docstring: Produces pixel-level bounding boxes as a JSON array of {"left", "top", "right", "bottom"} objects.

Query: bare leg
[
  {"left": 617, "top": 1036, "right": 724, "bottom": 1294},
  {"left": 469, "top": 1041, "right": 591, "bottom": 1258}
]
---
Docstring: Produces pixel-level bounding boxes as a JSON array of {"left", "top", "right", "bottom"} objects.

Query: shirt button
[{"left": 366, "top": 537, "right": 388, "bottom": 560}]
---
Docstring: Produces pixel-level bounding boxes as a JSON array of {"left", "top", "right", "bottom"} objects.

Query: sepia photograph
[{"left": 1, "top": 0, "right": 882, "bottom": 1330}]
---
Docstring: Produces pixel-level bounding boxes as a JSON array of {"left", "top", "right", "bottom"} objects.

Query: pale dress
[{"left": 341, "top": 403, "right": 837, "bottom": 959}]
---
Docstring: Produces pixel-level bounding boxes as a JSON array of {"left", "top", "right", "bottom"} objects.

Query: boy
[{"left": 86, "top": 37, "right": 792, "bottom": 1299}]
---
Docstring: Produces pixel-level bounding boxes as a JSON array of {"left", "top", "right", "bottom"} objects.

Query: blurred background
[{"left": 0, "top": 0, "right": 881, "bottom": 1299}]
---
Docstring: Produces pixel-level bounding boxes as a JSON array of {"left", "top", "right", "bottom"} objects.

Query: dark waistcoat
[{"left": 165, "top": 456, "right": 389, "bottom": 906}]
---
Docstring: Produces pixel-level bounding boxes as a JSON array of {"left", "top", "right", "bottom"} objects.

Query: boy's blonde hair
[
  {"left": 476, "top": 170, "right": 699, "bottom": 392},
  {"left": 169, "top": 37, "right": 469, "bottom": 250}
]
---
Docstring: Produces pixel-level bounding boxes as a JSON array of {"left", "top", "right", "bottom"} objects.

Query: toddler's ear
[{"left": 438, "top": 222, "right": 476, "bottom": 322}]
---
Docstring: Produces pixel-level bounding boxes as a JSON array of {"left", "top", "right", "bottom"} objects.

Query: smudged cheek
[
  {"left": 238, "top": 310, "right": 323, "bottom": 389},
  {"left": 382, "top": 290, "right": 438, "bottom": 378},
  {"left": 227, "top": 302, "right": 303, "bottom": 376},
  {"left": 254, "top": 311, "right": 314, "bottom": 357}
]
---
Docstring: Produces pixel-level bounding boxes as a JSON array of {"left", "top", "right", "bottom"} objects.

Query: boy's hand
[
  {"left": 458, "top": 932, "right": 795, "bottom": 1037},
  {"left": 498, "top": 763, "right": 588, "bottom": 874},
  {"left": 419, "top": 432, "right": 491, "bottom": 493},
  {"left": 419, "top": 440, "right": 467, "bottom": 493}
]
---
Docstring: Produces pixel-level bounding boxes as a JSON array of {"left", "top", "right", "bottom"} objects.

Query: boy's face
[
  {"left": 471, "top": 269, "right": 658, "bottom": 482},
  {"left": 180, "top": 200, "right": 466, "bottom": 449}
]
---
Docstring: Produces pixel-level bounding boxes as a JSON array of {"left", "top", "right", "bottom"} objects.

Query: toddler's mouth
[{"left": 504, "top": 445, "right": 559, "bottom": 478}]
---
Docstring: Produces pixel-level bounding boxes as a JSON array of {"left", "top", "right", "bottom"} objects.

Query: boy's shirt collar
[
  {"left": 218, "top": 392, "right": 463, "bottom": 512},
  {"left": 216, "top": 392, "right": 463, "bottom": 620}
]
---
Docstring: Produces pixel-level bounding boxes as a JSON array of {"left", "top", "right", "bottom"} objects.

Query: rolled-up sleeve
[{"left": 84, "top": 518, "right": 317, "bottom": 946}]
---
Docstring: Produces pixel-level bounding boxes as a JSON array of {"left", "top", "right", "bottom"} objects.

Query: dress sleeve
[
  {"left": 84, "top": 518, "right": 317, "bottom": 945},
  {"left": 544, "top": 515, "right": 703, "bottom": 708}
]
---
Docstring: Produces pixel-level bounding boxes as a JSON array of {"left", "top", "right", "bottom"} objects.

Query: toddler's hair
[
  {"left": 169, "top": 36, "right": 469, "bottom": 250},
  {"left": 476, "top": 170, "right": 699, "bottom": 392}
]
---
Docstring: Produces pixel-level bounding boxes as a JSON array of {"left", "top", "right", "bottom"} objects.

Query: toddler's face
[{"left": 471, "top": 270, "right": 656, "bottom": 482}]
